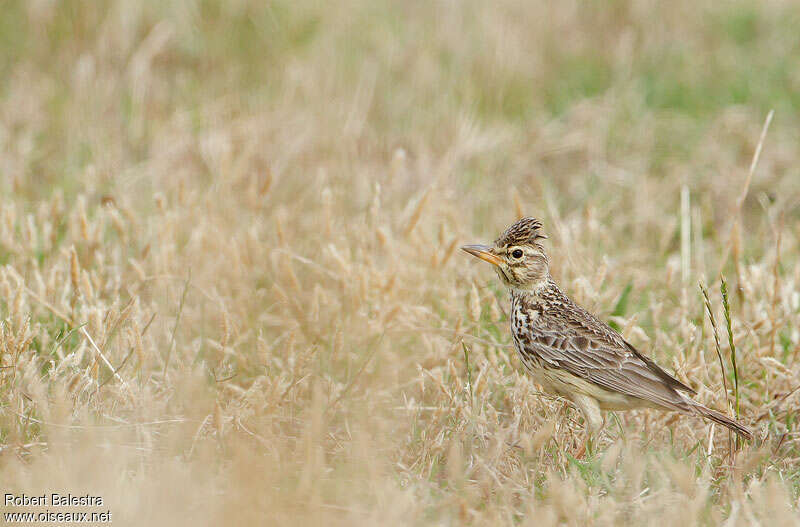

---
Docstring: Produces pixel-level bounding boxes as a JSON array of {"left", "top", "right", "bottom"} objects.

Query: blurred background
[{"left": 1, "top": 1, "right": 799, "bottom": 525}]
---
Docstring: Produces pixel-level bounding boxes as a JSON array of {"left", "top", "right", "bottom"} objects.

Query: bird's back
[{"left": 510, "top": 278, "right": 695, "bottom": 411}]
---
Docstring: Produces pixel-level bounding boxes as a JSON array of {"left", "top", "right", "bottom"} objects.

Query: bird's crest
[{"left": 495, "top": 217, "right": 547, "bottom": 247}]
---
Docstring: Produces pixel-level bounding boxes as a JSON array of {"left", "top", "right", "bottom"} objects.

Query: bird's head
[{"left": 461, "top": 217, "right": 550, "bottom": 290}]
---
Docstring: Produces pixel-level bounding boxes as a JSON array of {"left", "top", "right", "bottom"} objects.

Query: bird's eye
[{"left": 511, "top": 249, "right": 524, "bottom": 259}]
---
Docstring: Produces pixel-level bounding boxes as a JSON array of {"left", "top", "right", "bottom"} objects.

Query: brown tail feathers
[{"left": 690, "top": 403, "right": 753, "bottom": 440}]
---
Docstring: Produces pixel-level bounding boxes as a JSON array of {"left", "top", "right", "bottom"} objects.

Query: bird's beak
[{"left": 461, "top": 244, "right": 503, "bottom": 267}]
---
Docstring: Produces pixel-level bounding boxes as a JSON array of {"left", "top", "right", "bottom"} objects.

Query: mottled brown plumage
[{"left": 462, "top": 217, "right": 752, "bottom": 441}]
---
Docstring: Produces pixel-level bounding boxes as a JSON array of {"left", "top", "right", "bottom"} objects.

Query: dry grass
[{"left": 1, "top": 0, "right": 800, "bottom": 525}]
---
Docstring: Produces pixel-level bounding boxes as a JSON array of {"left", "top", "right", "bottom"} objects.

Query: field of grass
[{"left": 1, "top": 0, "right": 800, "bottom": 524}]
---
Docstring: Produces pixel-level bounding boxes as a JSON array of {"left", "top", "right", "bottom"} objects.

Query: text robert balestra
[{"left": 4, "top": 493, "right": 104, "bottom": 507}]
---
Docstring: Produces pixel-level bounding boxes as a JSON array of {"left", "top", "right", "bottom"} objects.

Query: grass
[
  {"left": 1, "top": 0, "right": 800, "bottom": 525},
  {"left": 720, "top": 277, "right": 741, "bottom": 420}
]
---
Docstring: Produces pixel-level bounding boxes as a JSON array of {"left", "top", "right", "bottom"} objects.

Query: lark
[{"left": 462, "top": 217, "right": 752, "bottom": 447}]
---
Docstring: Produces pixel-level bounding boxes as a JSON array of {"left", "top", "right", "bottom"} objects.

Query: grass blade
[
  {"left": 462, "top": 341, "right": 473, "bottom": 402},
  {"left": 699, "top": 281, "right": 730, "bottom": 413},
  {"left": 720, "top": 276, "right": 740, "bottom": 419}
]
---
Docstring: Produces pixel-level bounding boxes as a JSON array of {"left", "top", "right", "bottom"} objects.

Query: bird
[{"left": 461, "top": 217, "right": 752, "bottom": 450}]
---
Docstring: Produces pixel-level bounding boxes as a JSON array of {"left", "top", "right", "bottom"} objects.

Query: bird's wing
[
  {"left": 523, "top": 307, "right": 693, "bottom": 409},
  {"left": 622, "top": 340, "right": 696, "bottom": 395}
]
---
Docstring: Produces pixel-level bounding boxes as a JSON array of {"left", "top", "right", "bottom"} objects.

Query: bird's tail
[{"left": 689, "top": 402, "right": 753, "bottom": 440}]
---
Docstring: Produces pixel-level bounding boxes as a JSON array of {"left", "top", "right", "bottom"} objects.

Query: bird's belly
[{"left": 514, "top": 346, "right": 566, "bottom": 393}]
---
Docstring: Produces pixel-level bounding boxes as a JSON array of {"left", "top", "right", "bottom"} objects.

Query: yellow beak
[{"left": 461, "top": 244, "right": 503, "bottom": 266}]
